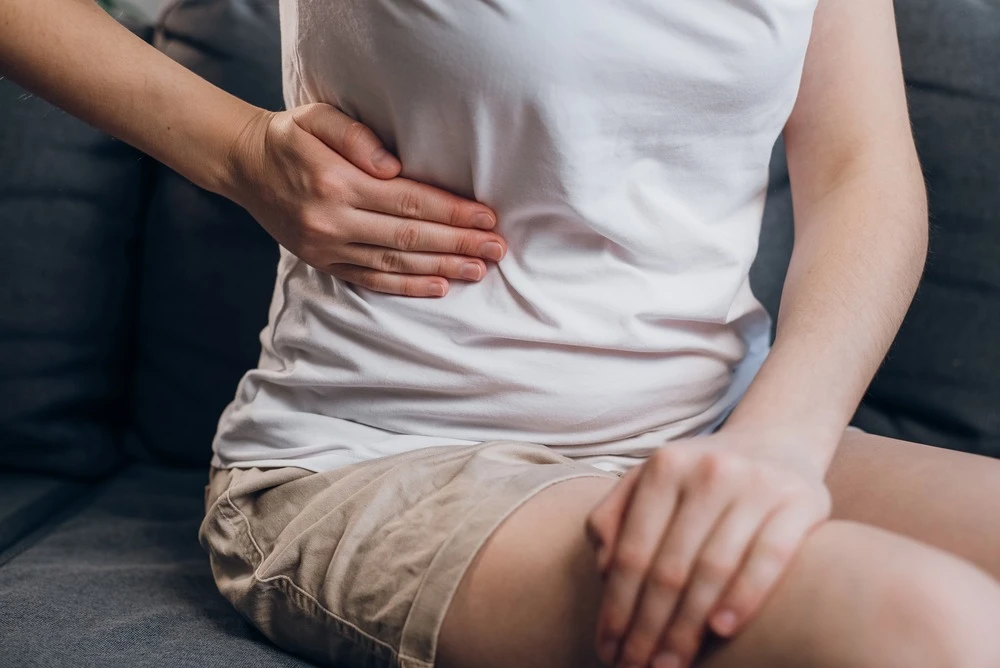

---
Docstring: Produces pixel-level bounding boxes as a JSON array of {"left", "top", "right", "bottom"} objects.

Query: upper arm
[{"left": 783, "top": 0, "right": 922, "bottom": 206}]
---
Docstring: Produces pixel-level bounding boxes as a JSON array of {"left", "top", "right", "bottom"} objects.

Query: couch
[{"left": 1, "top": 0, "right": 997, "bottom": 665}]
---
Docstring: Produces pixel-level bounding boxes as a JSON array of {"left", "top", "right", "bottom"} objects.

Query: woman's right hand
[{"left": 224, "top": 103, "right": 506, "bottom": 297}]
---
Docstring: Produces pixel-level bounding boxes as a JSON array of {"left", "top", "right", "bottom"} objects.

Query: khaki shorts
[{"left": 198, "top": 441, "right": 618, "bottom": 668}]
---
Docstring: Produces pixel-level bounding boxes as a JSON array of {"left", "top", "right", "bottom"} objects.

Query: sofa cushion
[
  {"left": 0, "top": 465, "right": 313, "bottom": 668},
  {"left": 0, "top": 21, "right": 153, "bottom": 478},
  {"left": 754, "top": 0, "right": 1000, "bottom": 457},
  {"left": 0, "top": 473, "right": 87, "bottom": 559},
  {"left": 851, "top": 0, "right": 1000, "bottom": 456},
  {"left": 128, "top": 0, "right": 282, "bottom": 467}
]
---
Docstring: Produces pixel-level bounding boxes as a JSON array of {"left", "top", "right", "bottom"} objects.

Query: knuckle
[
  {"left": 342, "top": 121, "right": 373, "bottom": 152},
  {"left": 310, "top": 171, "right": 345, "bottom": 201},
  {"left": 400, "top": 278, "right": 426, "bottom": 297},
  {"left": 393, "top": 222, "right": 421, "bottom": 251},
  {"left": 698, "top": 452, "right": 730, "bottom": 485},
  {"left": 603, "top": 603, "right": 632, "bottom": 639},
  {"left": 759, "top": 538, "right": 797, "bottom": 566},
  {"left": 649, "top": 560, "right": 689, "bottom": 592},
  {"left": 665, "top": 625, "right": 700, "bottom": 661},
  {"left": 697, "top": 555, "right": 737, "bottom": 585},
  {"left": 611, "top": 545, "right": 650, "bottom": 577},
  {"left": 395, "top": 188, "right": 424, "bottom": 219},
  {"left": 378, "top": 250, "right": 405, "bottom": 273},
  {"left": 437, "top": 255, "right": 457, "bottom": 276},
  {"left": 649, "top": 448, "right": 678, "bottom": 481},
  {"left": 619, "top": 636, "right": 656, "bottom": 667}
]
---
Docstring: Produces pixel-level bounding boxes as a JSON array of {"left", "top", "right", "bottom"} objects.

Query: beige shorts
[{"left": 198, "top": 441, "right": 618, "bottom": 668}]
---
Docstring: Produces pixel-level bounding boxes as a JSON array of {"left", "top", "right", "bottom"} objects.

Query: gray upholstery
[
  {"left": 128, "top": 0, "right": 281, "bottom": 467},
  {"left": 0, "top": 473, "right": 86, "bottom": 558},
  {"left": 0, "top": 466, "right": 313, "bottom": 667},
  {"left": 0, "top": 59, "right": 147, "bottom": 479}
]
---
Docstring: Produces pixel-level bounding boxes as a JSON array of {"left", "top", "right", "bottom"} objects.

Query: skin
[
  {"left": 438, "top": 0, "right": 997, "bottom": 666},
  {"left": 439, "top": 446, "right": 1000, "bottom": 668},
  {"left": 4, "top": 0, "right": 994, "bottom": 666},
  {"left": 581, "top": 1, "right": 932, "bottom": 665},
  {"left": 0, "top": 0, "right": 507, "bottom": 297}
]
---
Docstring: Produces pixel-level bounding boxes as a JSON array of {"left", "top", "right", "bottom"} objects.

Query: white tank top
[{"left": 212, "top": 0, "right": 819, "bottom": 474}]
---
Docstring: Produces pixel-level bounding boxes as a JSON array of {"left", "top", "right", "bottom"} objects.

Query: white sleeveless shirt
[{"left": 212, "top": 0, "right": 819, "bottom": 474}]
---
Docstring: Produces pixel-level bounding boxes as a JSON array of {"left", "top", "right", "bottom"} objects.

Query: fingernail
[
  {"left": 479, "top": 241, "right": 504, "bottom": 261},
  {"left": 460, "top": 263, "right": 483, "bottom": 281},
  {"left": 651, "top": 652, "right": 682, "bottom": 668},
  {"left": 426, "top": 283, "right": 446, "bottom": 297},
  {"left": 370, "top": 148, "right": 398, "bottom": 171},
  {"left": 599, "top": 640, "right": 618, "bottom": 664},
  {"left": 711, "top": 609, "right": 739, "bottom": 636},
  {"left": 471, "top": 212, "right": 496, "bottom": 229}
]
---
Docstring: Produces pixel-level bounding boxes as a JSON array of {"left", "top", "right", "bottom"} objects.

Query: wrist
[
  {"left": 209, "top": 104, "right": 274, "bottom": 202},
  {"left": 717, "top": 418, "right": 842, "bottom": 478}
]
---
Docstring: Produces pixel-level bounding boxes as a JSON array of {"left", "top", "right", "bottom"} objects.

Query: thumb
[{"left": 292, "top": 102, "right": 401, "bottom": 179}]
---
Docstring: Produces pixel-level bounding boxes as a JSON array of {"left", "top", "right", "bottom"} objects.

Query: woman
[{"left": 4, "top": 0, "right": 1000, "bottom": 667}]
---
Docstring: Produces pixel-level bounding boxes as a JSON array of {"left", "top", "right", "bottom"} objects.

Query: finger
[
  {"left": 326, "top": 264, "right": 449, "bottom": 298},
  {"left": 354, "top": 177, "right": 498, "bottom": 230},
  {"left": 595, "top": 451, "right": 686, "bottom": 667},
  {"left": 586, "top": 465, "right": 643, "bottom": 573},
  {"left": 653, "top": 500, "right": 771, "bottom": 667},
  {"left": 618, "top": 455, "right": 735, "bottom": 668},
  {"left": 338, "top": 245, "right": 487, "bottom": 282},
  {"left": 710, "top": 503, "right": 818, "bottom": 638},
  {"left": 349, "top": 211, "right": 506, "bottom": 261},
  {"left": 292, "top": 103, "right": 402, "bottom": 178}
]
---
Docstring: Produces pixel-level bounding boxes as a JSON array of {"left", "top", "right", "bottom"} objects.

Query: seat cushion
[
  {"left": 0, "top": 21, "right": 153, "bottom": 478},
  {"left": 0, "top": 465, "right": 313, "bottom": 668},
  {"left": 0, "top": 473, "right": 87, "bottom": 559},
  {"left": 128, "top": 0, "right": 281, "bottom": 467}
]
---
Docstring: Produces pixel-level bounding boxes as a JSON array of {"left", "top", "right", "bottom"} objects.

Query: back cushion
[
  {"left": 754, "top": 0, "right": 1000, "bottom": 457},
  {"left": 127, "top": 0, "right": 282, "bottom": 466},
  {"left": 854, "top": 0, "right": 1000, "bottom": 456},
  {"left": 0, "top": 21, "right": 152, "bottom": 479}
]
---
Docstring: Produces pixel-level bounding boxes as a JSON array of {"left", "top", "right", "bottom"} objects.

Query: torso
[{"left": 212, "top": 0, "right": 819, "bottom": 474}]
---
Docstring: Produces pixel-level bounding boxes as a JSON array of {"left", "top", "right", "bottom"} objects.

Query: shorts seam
[{"left": 220, "top": 478, "right": 402, "bottom": 663}]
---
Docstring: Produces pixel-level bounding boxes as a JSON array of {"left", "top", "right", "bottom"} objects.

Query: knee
[{"left": 876, "top": 552, "right": 1000, "bottom": 668}]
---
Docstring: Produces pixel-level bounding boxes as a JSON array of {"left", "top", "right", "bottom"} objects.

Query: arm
[
  {"left": 0, "top": 0, "right": 260, "bottom": 196},
  {"left": 720, "top": 0, "right": 928, "bottom": 474},
  {"left": 0, "top": 0, "right": 506, "bottom": 296},
  {"left": 588, "top": 3, "right": 927, "bottom": 666}
]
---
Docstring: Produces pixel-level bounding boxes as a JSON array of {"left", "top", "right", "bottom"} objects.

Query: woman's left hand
[{"left": 586, "top": 433, "right": 832, "bottom": 668}]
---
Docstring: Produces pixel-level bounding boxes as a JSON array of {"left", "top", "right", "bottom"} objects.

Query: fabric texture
[
  {"left": 213, "top": 0, "right": 820, "bottom": 473},
  {"left": 200, "top": 441, "right": 616, "bottom": 668},
  {"left": 0, "top": 473, "right": 87, "bottom": 558},
  {"left": 0, "top": 465, "right": 313, "bottom": 668},
  {"left": 127, "top": 0, "right": 282, "bottom": 467},
  {"left": 0, "top": 23, "right": 152, "bottom": 478}
]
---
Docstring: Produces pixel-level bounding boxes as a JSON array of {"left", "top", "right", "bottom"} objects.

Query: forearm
[
  {"left": 0, "top": 0, "right": 263, "bottom": 196},
  {"left": 723, "top": 153, "right": 928, "bottom": 474}
]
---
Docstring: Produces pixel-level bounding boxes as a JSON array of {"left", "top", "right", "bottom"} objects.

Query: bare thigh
[
  {"left": 827, "top": 431, "right": 1000, "bottom": 578},
  {"left": 438, "top": 477, "right": 1000, "bottom": 668}
]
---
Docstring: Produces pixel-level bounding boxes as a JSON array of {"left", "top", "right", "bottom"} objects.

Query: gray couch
[{"left": 0, "top": 0, "right": 997, "bottom": 666}]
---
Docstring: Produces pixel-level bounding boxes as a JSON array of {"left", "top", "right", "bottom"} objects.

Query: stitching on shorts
[{"left": 220, "top": 483, "right": 402, "bottom": 661}]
